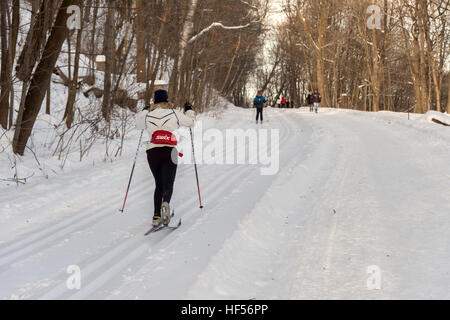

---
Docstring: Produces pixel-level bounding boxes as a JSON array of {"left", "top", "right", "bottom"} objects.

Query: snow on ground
[
  {"left": 1, "top": 106, "right": 450, "bottom": 300},
  {"left": 420, "top": 111, "right": 450, "bottom": 127}
]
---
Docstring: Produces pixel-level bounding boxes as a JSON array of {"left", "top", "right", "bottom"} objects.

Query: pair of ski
[{"left": 144, "top": 211, "right": 182, "bottom": 236}]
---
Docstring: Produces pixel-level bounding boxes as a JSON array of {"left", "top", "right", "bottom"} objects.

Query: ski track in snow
[{"left": 1, "top": 107, "right": 450, "bottom": 300}]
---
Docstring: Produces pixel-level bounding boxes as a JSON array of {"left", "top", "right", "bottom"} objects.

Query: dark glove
[{"left": 184, "top": 102, "right": 193, "bottom": 112}]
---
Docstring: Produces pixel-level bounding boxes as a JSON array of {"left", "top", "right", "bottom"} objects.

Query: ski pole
[
  {"left": 190, "top": 128, "right": 203, "bottom": 209},
  {"left": 120, "top": 130, "right": 144, "bottom": 213}
]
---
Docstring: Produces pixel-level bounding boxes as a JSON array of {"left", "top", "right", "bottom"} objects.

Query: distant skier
[
  {"left": 254, "top": 90, "right": 266, "bottom": 124},
  {"left": 136, "top": 90, "right": 195, "bottom": 227},
  {"left": 281, "top": 96, "right": 286, "bottom": 108},
  {"left": 307, "top": 90, "right": 314, "bottom": 112},
  {"left": 312, "top": 89, "right": 321, "bottom": 113}
]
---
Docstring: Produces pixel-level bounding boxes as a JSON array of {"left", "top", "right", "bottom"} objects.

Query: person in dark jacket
[
  {"left": 254, "top": 90, "right": 266, "bottom": 124},
  {"left": 307, "top": 90, "right": 314, "bottom": 112},
  {"left": 312, "top": 89, "right": 322, "bottom": 113}
]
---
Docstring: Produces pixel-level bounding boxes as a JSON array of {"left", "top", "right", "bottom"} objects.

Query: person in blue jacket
[{"left": 254, "top": 90, "right": 266, "bottom": 124}]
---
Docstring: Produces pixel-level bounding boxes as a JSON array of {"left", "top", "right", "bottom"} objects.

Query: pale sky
[
  {"left": 267, "top": 0, "right": 285, "bottom": 26},
  {"left": 247, "top": 0, "right": 286, "bottom": 99}
]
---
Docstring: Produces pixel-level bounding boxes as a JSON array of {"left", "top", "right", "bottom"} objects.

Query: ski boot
[
  {"left": 161, "top": 202, "right": 171, "bottom": 226},
  {"left": 153, "top": 215, "right": 162, "bottom": 227}
]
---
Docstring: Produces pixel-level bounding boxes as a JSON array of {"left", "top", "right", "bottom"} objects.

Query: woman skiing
[
  {"left": 136, "top": 90, "right": 196, "bottom": 227},
  {"left": 253, "top": 90, "right": 266, "bottom": 124}
]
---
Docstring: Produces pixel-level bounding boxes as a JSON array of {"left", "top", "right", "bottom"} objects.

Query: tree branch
[{"left": 188, "top": 22, "right": 252, "bottom": 44}]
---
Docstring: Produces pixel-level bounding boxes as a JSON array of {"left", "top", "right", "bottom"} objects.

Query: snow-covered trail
[
  {"left": 188, "top": 109, "right": 450, "bottom": 300},
  {"left": 1, "top": 107, "right": 449, "bottom": 300},
  {"left": 0, "top": 107, "right": 300, "bottom": 299}
]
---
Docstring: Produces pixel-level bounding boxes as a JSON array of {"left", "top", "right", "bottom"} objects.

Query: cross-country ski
[{"left": 144, "top": 212, "right": 182, "bottom": 236}]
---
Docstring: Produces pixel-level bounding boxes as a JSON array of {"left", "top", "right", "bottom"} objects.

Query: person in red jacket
[{"left": 281, "top": 97, "right": 286, "bottom": 108}]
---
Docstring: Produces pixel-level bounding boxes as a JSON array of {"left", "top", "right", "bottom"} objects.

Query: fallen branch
[
  {"left": 0, "top": 172, "right": 35, "bottom": 185},
  {"left": 432, "top": 118, "right": 450, "bottom": 127}
]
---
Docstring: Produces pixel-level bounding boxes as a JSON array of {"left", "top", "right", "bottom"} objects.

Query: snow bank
[
  {"left": 420, "top": 111, "right": 450, "bottom": 126},
  {"left": 310, "top": 108, "right": 450, "bottom": 142}
]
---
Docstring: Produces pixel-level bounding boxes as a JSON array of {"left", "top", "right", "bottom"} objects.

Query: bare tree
[{"left": 13, "top": 0, "right": 82, "bottom": 155}]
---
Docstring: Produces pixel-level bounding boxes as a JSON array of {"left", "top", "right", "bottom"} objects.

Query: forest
[
  {"left": 0, "top": 0, "right": 267, "bottom": 157},
  {"left": 0, "top": 0, "right": 449, "bottom": 158},
  {"left": 258, "top": 0, "right": 449, "bottom": 114}
]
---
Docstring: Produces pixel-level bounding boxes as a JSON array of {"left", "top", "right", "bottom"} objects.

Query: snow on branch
[
  {"left": 239, "top": 0, "right": 259, "bottom": 11},
  {"left": 188, "top": 22, "right": 252, "bottom": 44}
]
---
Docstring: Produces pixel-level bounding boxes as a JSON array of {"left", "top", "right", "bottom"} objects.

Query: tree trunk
[
  {"left": 447, "top": 77, "right": 450, "bottom": 114},
  {"left": 221, "top": 33, "right": 241, "bottom": 94},
  {"left": 102, "top": 0, "right": 115, "bottom": 122},
  {"left": 316, "top": 3, "right": 330, "bottom": 108},
  {"left": 146, "top": 6, "right": 169, "bottom": 104},
  {"left": 371, "top": 28, "right": 381, "bottom": 112},
  {"left": 64, "top": 5, "right": 85, "bottom": 128},
  {"left": 46, "top": 79, "right": 51, "bottom": 115},
  {"left": 13, "top": 0, "right": 81, "bottom": 155},
  {"left": 89, "top": 0, "right": 99, "bottom": 75},
  {"left": 174, "top": 0, "right": 198, "bottom": 97},
  {"left": 12, "top": 3, "right": 40, "bottom": 153},
  {"left": 297, "top": 3, "right": 330, "bottom": 107},
  {"left": 0, "top": 0, "right": 10, "bottom": 128},
  {"left": 16, "top": 0, "right": 54, "bottom": 82},
  {"left": 428, "top": 0, "right": 442, "bottom": 112},
  {"left": 135, "top": 0, "right": 147, "bottom": 83},
  {"left": 8, "top": 0, "right": 20, "bottom": 128}
]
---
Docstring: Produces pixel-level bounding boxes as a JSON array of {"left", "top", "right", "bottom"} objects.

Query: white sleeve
[
  {"left": 175, "top": 110, "right": 195, "bottom": 128},
  {"left": 135, "top": 110, "right": 148, "bottom": 130}
]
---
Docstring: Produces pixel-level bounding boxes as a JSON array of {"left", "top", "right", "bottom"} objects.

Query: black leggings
[
  {"left": 147, "top": 147, "right": 178, "bottom": 216},
  {"left": 256, "top": 108, "right": 263, "bottom": 121}
]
